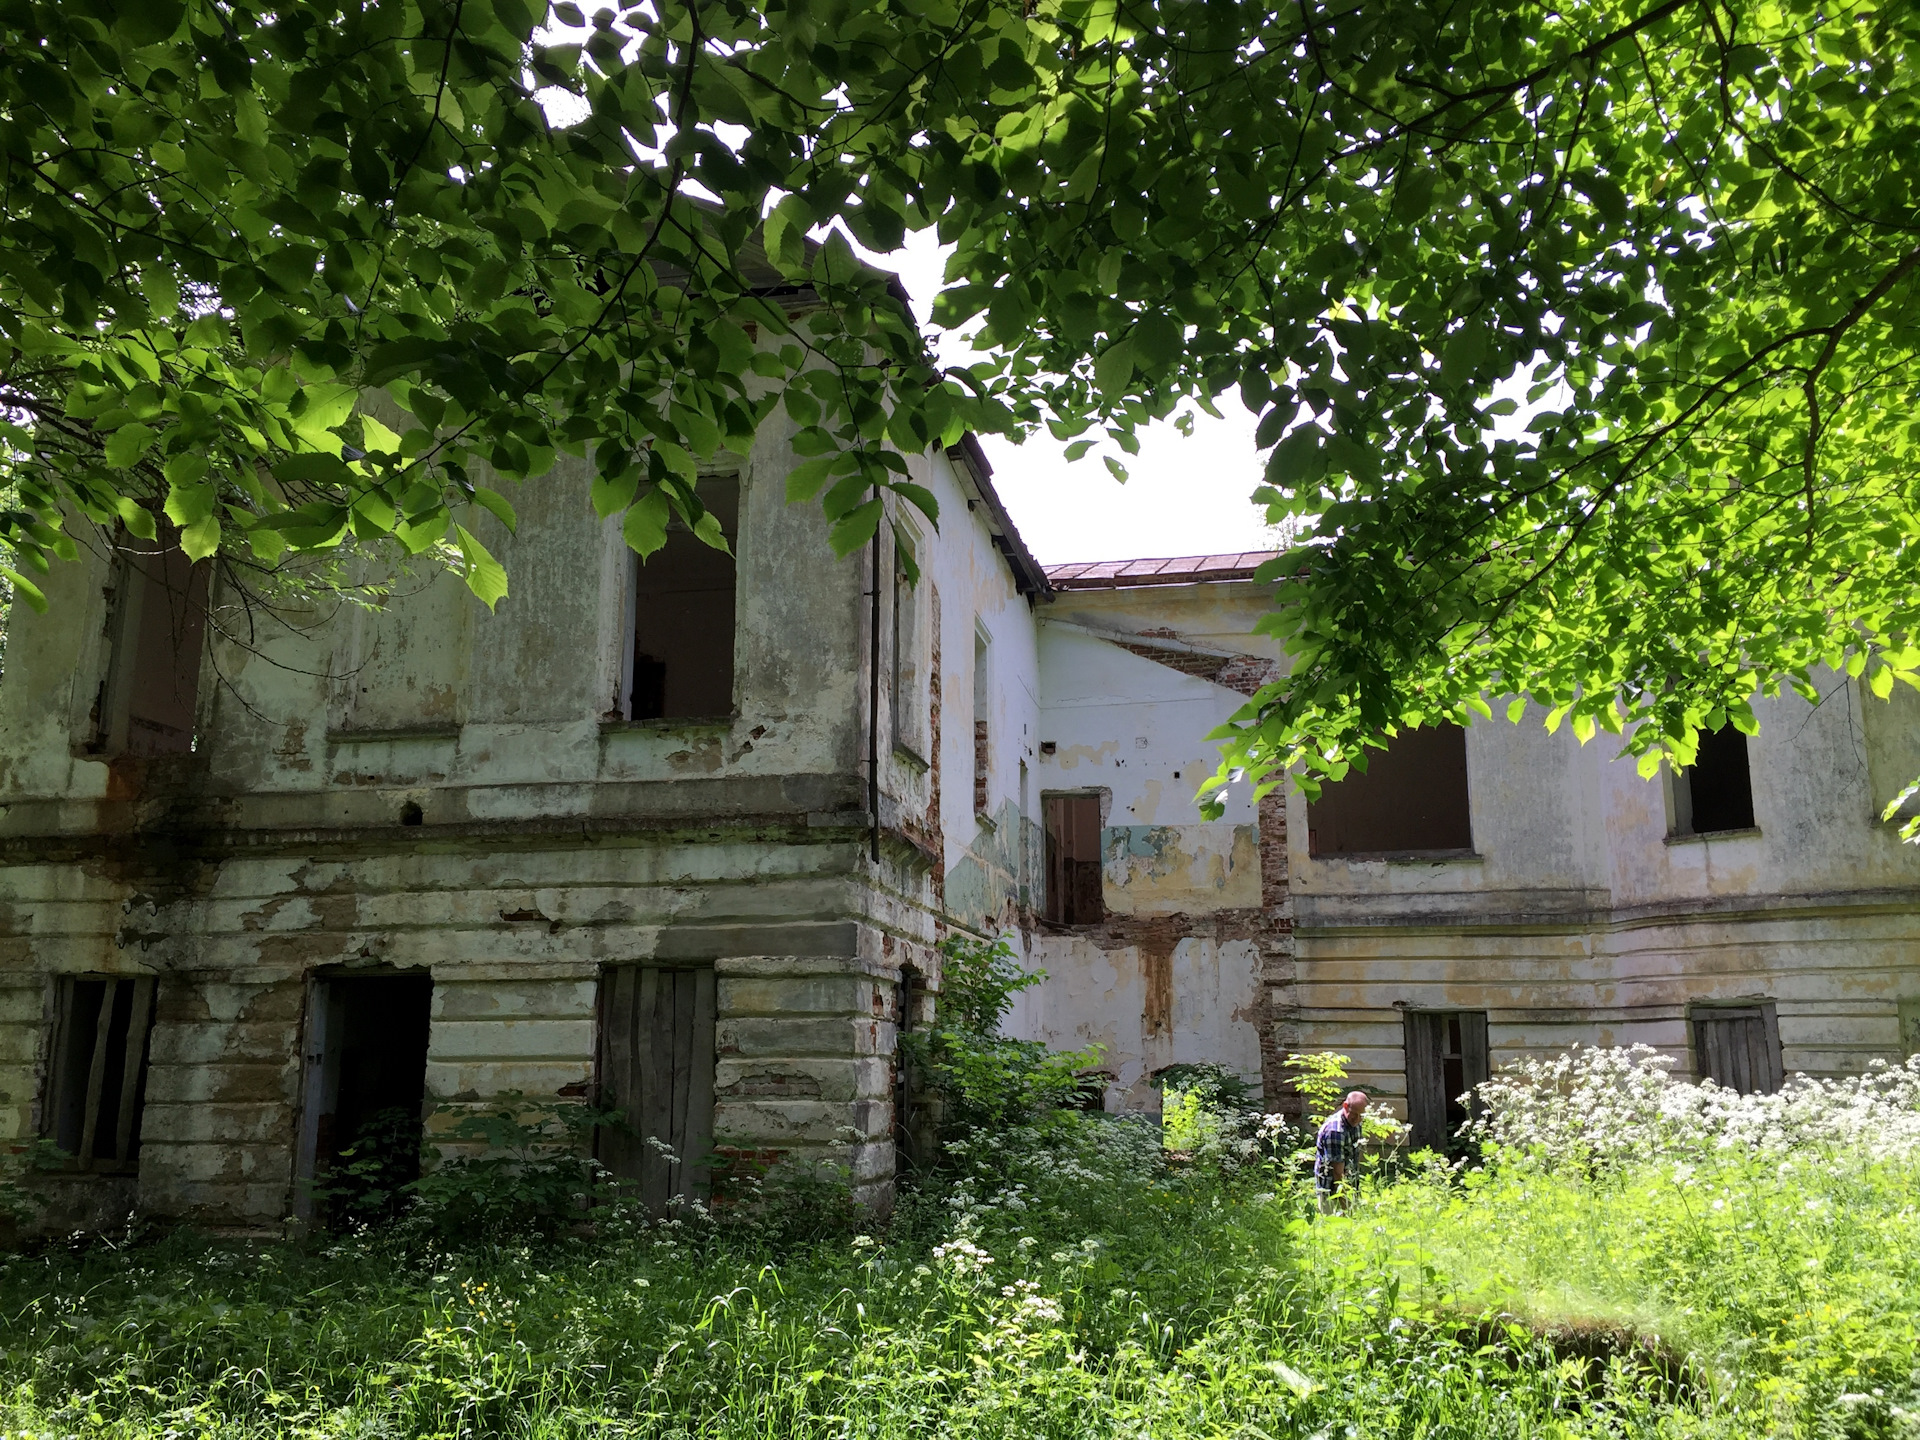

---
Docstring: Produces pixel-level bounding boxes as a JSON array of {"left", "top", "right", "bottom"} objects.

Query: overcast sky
[{"left": 875, "top": 230, "right": 1276, "bottom": 567}]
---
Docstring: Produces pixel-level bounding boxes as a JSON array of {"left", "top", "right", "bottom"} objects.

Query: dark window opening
[
  {"left": 1043, "top": 793, "right": 1104, "bottom": 925},
  {"left": 1307, "top": 727, "right": 1473, "bottom": 857},
  {"left": 1672, "top": 725, "right": 1755, "bottom": 835},
  {"left": 597, "top": 965, "right": 716, "bottom": 1214},
  {"left": 890, "top": 532, "right": 927, "bottom": 757},
  {"left": 44, "top": 975, "right": 157, "bottom": 1173},
  {"left": 624, "top": 480, "right": 738, "bottom": 721},
  {"left": 93, "top": 534, "right": 210, "bottom": 756},
  {"left": 298, "top": 972, "right": 433, "bottom": 1227},
  {"left": 1404, "top": 1009, "right": 1488, "bottom": 1152},
  {"left": 1693, "top": 1003, "right": 1783, "bottom": 1094}
]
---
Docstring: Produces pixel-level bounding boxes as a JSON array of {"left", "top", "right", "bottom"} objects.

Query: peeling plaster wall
[
  {"left": 0, "top": 413, "right": 1004, "bottom": 1227},
  {"left": 1011, "top": 583, "right": 1287, "bottom": 1111},
  {"left": 1290, "top": 679, "right": 1920, "bottom": 1116}
]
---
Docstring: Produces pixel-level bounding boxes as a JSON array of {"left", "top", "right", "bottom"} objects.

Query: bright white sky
[{"left": 871, "top": 230, "right": 1275, "bottom": 567}]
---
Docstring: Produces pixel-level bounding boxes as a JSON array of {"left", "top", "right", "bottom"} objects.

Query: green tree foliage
[{"left": 3, "top": 0, "right": 1916, "bottom": 795}]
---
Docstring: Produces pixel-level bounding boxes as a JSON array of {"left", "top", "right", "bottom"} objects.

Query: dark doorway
[
  {"left": 1671, "top": 725, "right": 1756, "bottom": 835},
  {"left": 597, "top": 965, "right": 716, "bottom": 1213},
  {"left": 1307, "top": 727, "right": 1473, "bottom": 857},
  {"left": 623, "top": 479, "right": 739, "bottom": 721},
  {"left": 1404, "top": 1010, "right": 1489, "bottom": 1151},
  {"left": 1042, "top": 793, "right": 1104, "bottom": 925},
  {"left": 297, "top": 972, "right": 433, "bottom": 1225}
]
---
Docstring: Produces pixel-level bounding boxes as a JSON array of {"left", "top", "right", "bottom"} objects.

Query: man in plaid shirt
[{"left": 1314, "top": 1091, "right": 1370, "bottom": 1212}]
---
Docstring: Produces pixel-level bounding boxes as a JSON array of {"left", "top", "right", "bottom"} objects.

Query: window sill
[
  {"left": 1665, "top": 827, "right": 1761, "bottom": 845},
  {"left": 600, "top": 715, "right": 736, "bottom": 734},
  {"left": 975, "top": 811, "right": 997, "bottom": 833},
  {"left": 1311, "top": 848, "right": 1481, "bottom": 864},
  {"left": 892, "top": 744, "right": 929, "bottom": 775}
]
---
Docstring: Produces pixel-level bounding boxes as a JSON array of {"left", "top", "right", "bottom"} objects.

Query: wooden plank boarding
[
  {"left": 1694, "top": 1004, "right": 1783, "bottom": 1095},
  {"left": 597, "top": 964, "right": 717, "bottom": 1214}
]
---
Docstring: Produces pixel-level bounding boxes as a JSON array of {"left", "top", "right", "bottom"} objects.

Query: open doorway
[{"left": 295, "top": 970, "right": 433, "bottom": 1226}]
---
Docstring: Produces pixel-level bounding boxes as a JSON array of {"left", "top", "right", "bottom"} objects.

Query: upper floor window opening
[
  {"left": 973, "top": 624, "right": 992, "bottom": 817},
  {"left": 1306, "top": 725, "right": 1474, "bottom": 858},
  {"left": 88, "top": 528, "right": 210, "bottom": 757},
  {"left": 890, "top": 524, "right": 929, "bottom": 762},
  {"left": 619, "top": 478, "right": 739, "bottom": 723},
  {"left": 1669, "top": 723, "right": 1756, "bottom": 837}
]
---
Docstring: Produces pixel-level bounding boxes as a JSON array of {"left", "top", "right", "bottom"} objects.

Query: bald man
[{"left": 1313, "top": 1090, "right": 1370, "bottom": 1212}]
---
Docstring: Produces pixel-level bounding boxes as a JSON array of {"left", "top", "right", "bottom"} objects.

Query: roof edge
[{"left": 947, "top": 436, "right": 1052, "bottom": 598}]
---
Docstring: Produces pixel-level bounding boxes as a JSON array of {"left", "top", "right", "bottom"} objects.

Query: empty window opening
[
  {"left": 1307, "top": 726, "right": 1473, "bottom": 857},
  {"left": 1693, "top": 1003, "right": 1783, "bottom": 1094},
  {"left": 1671, "top": 724, "right": 1756, "bottom": 835},
  {"left": 43, "top": 975, "right": 157, "bottom": 1173},
  {"left": 621, "top": 479, "right": 739, "bottom": 722},
  {"left": 297, "top": 972, "right": 433, "bottom": 1226},
  {"left": 1043, "top": 793, "right": 1104, "bottom": 925},
  {"left": 890, "top": 529, "right": 927, "bottom": 759},
  {"left": 597, "top": 965, "right": 716, "bottom": 1214},
  {"left": 1403, "top": 1009, "right": 1488, "bottom": 1152},
  {"left": 1901, "top": 998, "right": 1920, "bottom": 1060},
  {"left": 92, "top": 533, "right": 210, "bottom": 756},
  {"left": 973, "top": 628, "right": 991, "bottom": 815}
]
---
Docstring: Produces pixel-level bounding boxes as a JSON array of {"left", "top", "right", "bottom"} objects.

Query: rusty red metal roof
[{"left": 1043, "top": 552, "right": 1276, "bottom": 590}]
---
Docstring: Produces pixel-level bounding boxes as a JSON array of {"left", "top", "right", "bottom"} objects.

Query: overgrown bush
[
  {"left": 907, "top": 933, "right": 1098, "bottom": 1136},
  {"left": 1468, "top": 1043, "right": 1920, "bottom": 1170}
]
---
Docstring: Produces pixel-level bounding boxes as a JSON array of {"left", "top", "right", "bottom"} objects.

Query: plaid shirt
[{"left": 1314, "top": 1110, "right": 1362, "bottom": 1191}]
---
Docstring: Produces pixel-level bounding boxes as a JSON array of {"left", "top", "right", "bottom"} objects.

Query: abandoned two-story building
[{"left": 2, "top": 368, "right": 1919, "bottom": 1228}]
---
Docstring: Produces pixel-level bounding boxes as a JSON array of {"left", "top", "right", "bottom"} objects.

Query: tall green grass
[{"left": 0, "top": 1055, "right": 1915, "bottom": 1439}]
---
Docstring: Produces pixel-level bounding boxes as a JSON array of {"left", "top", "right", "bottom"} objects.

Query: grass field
[{"left": 0, "top": 1043, "right": 1915, "bottom": 1438}]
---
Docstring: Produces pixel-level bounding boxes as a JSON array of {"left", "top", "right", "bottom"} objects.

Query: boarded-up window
[
  {"left": 623, "top": 481, "right": 738, "bottom": 721},
  {"left": 1404, "top": 1010, "right": 1488, "bottom": 1152},
  {"left": 94, "top": 537, "right": 210, "bottom": 756},
  {"left": 1693, "top": 1003, "right": 1783, "bottom": 1094},
  {"left": 597, "top": 965, "right": 716, "bottom": 1213},
  {"left": 1671, "top": 725, "right": 1755, "bottom": 835},
  {"left": 1043, "top": 793, "right": 1103, "bottom": 925},
  {"left": 43, "top": 975, "right": 157, "bottom": 1173},
  {"left": 1307, "top": 727, "right": 1472, "bottom": 857}
]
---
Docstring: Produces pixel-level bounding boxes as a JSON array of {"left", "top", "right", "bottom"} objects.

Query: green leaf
[
  {"left": 828, "top": 498, "right": 884, "bottom": 558},
  {"left": 2, "top": 569, "right": 47, "bottom": 614},
  {"left": 471, "top": 487, "right": 518, "bottom": 534},
  {"left": 111, "top": 0, "right": 186, "bottom": 45},
  {"left": 454, "top": 524, "right": 509, "bottom": 609},
  {"left": 179, "top": 512, "right": 220, "bottom": 561},
  {"left": 104, "top": 423, "right": 157, "bottom": 470},
  {"left": 114, "top": 497, "right": 158, "bottom": 541},
  {"left": 623, "top": 487, "right": 672, "bottom": 558},
  {"left": 892, "top": 483, "right": 940, "bottom": 526},
  {"left": 1094, "top": 338, "right": 1135, "bottom": 396}
]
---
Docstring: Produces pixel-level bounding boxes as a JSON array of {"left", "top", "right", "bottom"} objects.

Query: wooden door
[
  {"left": 1693, "top": 1004, "right": 1783, "bottom": 1094},
  {"left": 597, "top": 965, "right": 717, "bottom": 1212},
  {"left": 1403, "top": 1010, "right": 1489, "bottom": 1152}
]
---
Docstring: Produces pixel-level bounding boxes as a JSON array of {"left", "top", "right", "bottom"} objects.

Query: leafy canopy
[{"left": 3, "top": 0, "right": 1918, "bottom": 801}]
